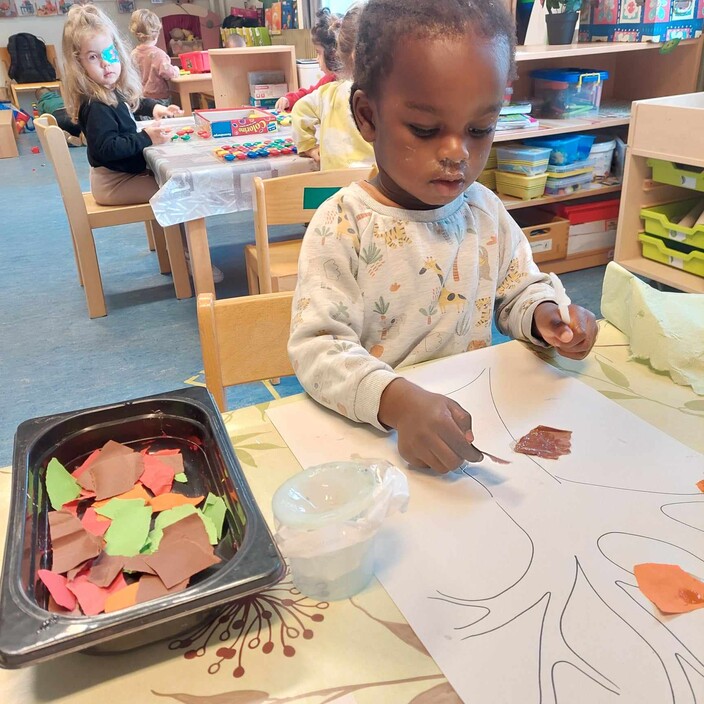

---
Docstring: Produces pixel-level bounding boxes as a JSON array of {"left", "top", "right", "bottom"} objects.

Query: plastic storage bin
[
  {"left": 545, "top": 169, "right": 593, "bottom": 196},
  {"left": 647, "top": 159, "right": 704, "bottom": 192},
  {"left": 495, "top": 171, "right": 548, "bottom": 200},
  {"left": 546, "top": 159, "right": 593, "bottom": 174},
  {"left": 528, "top": 134, "right": 595, "bottom": 165},
  {"left": 531, "top": 68, "right": 609, "bottom": 119},
  {"left": 639, "top": 232, "right": 704, "bottom": 277},
  {"left": 549, "top": 198, "right": 620, "bottom": 256},
  {"left": 496, "top": 145, "right": 551, "bottom": 175},
  {"left": 590, "top": 138, "right": 616, "bottom": 179},
  {"left": 179, "top": 51, "right": 210, "bottom": 74},
  {"left": 0, "top": 387, "right": 285, "bottom": 668},
  {"left": 640, "top": 199, "right": 704, "bottom": 250},
  {"left": 477, "top": 168, "right": 496, "bottom": 191}
]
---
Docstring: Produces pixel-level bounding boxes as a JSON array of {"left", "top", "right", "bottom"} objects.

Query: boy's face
[
  {"left": 80, "top": 32, "right": 122, "bottom": 90},
  {"left": 353, "top": 33, "right": 509, "bottom": 210}
]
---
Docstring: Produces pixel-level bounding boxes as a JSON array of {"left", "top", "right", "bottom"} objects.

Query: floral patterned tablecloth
[{"left": 0, "top": 321, "right": 701, "bottom": 704}]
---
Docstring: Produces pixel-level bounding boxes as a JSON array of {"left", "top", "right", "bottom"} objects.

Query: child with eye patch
[
  {"left": 288, "top": 0, "right": 598, "bottom": 475},
  {"left": 62, "top": 4, "right": 181, "bottom": 206}
]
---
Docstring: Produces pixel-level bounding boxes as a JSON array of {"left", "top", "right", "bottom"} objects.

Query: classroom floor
[{"left": 0, "top": 129, "right": 608, "bottom": 467}]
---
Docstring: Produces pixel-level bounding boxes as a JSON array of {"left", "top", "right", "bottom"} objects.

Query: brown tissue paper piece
[
  {"left": 48, "top": 510, "right": 103, "bottom": 574},
  {"left": 601, "top": 262, "right": 704, "bottom": 394}
]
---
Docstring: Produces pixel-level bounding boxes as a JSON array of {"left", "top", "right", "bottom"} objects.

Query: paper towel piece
[{"left": 600, "top": 262, "right": 704, "bottom": 394}]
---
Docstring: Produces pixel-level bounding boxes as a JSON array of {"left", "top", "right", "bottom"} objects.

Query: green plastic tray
[
  {"left": 640, "top": 199, "right": 704, "bottom": 249},
  {"left": 638, "top": 232, "right": 704, "bottom": 278}
]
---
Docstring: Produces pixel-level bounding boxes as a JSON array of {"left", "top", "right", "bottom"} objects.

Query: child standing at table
[
  {"left": 129, "top": 9, "right": 179, "bottom": 103},
  {"left": 291, "top": 3, "right": 374, "bottom": 170},
  {"left": 62, "top": 4, "right": 181, "bottom": 206},
  {"left": 288, "top": 0, "right": 598, "bottom": 474},
  {"left": 274, "top": 8, "right": 339, "bottom": 113}
]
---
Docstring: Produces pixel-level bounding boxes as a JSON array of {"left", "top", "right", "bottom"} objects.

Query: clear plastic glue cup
[{"left": 272, "top": 461, "right": 409, "bottom": 601}]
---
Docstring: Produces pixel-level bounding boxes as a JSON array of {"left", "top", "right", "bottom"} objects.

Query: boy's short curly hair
[
  {"left": 353, "top": 0, "right": 516, "bottom": 99},
  {"left": 310, "top": 7, "right": 343, "bottom": 74},
  {"left": 129, "top": 8, "right": 162, "bottom": 44}
]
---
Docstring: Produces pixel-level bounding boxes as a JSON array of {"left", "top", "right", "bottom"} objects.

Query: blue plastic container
[
  {"left": 531, "top": 68, "right": 609, "bottom": 119},
  {"left": 527, "top": 134, "right": 595, "bottom": 166}
]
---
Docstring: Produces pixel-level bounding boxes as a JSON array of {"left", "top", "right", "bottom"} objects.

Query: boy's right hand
[
  {"left": 378, "top": 378, "right": 484, "bottom": 474},
  {"left": 275, "top": 96, "right": 290, "bottom": 111}
]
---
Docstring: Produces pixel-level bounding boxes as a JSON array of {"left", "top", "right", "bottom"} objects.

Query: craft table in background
[
  {"left": 1, "top": 322, "right": 702, "bottom": 703},
  {"left": 167, "top": 73, "right": 213, "bottom": 117},
  {"left": 143, "top": 118, "right": 317, "bottom": 297}
]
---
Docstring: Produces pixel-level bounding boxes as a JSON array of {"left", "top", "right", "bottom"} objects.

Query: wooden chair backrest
[
  {"left": 35, "top": 114, "right": 90, "bottom": 231},
  {"left": 197, "top": 291, "right": 295, "bottom": 411},
  {"left": 252, "top": 166, "right": 373, "bottom": 293},
  {"left": 0, "top": 44, "right": 60, "bottom": 79}
]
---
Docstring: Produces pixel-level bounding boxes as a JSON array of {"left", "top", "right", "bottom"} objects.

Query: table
[
  {"left": 143, "top": 118, "right": 317, "bottom": 297},
  {"left": 1, "top": 322, "right": 702, "bottom": 702},
  {"left": 168, "top": 73, "right": 213, "bottom": 117}
]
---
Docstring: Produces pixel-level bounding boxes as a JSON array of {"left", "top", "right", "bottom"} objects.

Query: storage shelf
[
  {"left": 501, "top": 183, "right": 622, "bottom": 211},
  {"left": 615, "top": 257, "right": 704, "bottom": 293},
  {"left": 516, "top": 38, "right": 701, "bottom": 61},
  {"left": 630, "top": 147, "right": 704, "bottom": 170},
  {"left": 494, "top": 115, "right": 629, "bottom": 143}
]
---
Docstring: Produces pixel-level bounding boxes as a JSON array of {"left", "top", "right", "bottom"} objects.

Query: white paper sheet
[{"left": 267, "top": 342, "right": 704, "bottom": 703}]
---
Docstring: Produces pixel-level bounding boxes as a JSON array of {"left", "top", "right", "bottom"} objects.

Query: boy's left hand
[
  {"left": 532, "top": 302, "right": 598, "bottom": 360},
  {"left": 152, "top": 104, "right": 184, "bottom": 119}
]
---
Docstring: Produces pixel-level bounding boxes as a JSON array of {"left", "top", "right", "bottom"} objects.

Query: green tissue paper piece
[
  {"left": 148, "top": 504, "right": 218, "bottom": 550},
  {"left": 202, "top": 493, "right": 227, "bottom": 540},
  {"left": 95, "top": 498, "right": 147, "bottom": 519},
  {"left": 101, "top": 503, "right": 153, "bottom": 557},
  {"left": 174, "top": 473, "right": 188, "bottom": 483},
  {"left": 46, "top": 458, "right": 81, "bottom": 510}
]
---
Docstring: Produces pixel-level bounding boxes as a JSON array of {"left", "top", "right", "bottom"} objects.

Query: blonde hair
[
  {"left": 129, "top": 9, "right": 162, "bottom": 44},
  {"left": 62, "top": 4, "right": 143, "bottom": 122},
  {"left": 336, "top": 2, "right": 365, "bottom": 79}
]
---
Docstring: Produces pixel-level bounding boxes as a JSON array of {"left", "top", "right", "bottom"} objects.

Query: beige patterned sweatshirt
[{"left": 288, "top": 181, "right": 559, "bottom": 431}]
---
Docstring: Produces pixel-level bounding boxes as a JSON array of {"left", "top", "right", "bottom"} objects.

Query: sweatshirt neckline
[{"left": 347, "top": 181, "right": 466, "bottom": 222}]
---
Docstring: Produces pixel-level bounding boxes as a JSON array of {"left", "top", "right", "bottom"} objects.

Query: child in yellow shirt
[{"left": 292, "top": 3, "right": 374, "bottom": 170}]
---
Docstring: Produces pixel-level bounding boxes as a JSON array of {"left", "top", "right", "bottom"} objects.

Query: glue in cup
[{"left": 272, "top": 460, "right": 409, "bottom": 601}]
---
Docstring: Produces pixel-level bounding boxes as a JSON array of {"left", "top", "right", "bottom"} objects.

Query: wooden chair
[
  {"left": 244, "top": 166, "right": 372, "bottom": 295},
  {"left": 197, "top": 291, "right": 294, "bottom": 411},
  {"left": 0, "top": 44, "right": 62, "bottom": 108},
  {"left": 35, "top": 114, "right": 192, "bottom": 318}
]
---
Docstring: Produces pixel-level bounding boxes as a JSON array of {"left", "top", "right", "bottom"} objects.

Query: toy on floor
[
  {"left": 214, "top": 137, "right": 297, "bottom": 161},
  {"left": 269, "top": 109, "right": 291, "bottom": 127}
]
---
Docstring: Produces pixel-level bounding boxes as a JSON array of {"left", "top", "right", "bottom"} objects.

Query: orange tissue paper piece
[
  {"left": 148, "top": 493, "right": 204, "bottom": 512},
  {"left": 696, "top": 479, "right": 704, "bottom": 493},
  {"left": 81, "top": 507, "right": 111, "bottom": 537},
  {"left": 634, "top": 563, "right": 704, "bottom": 614},
  {"left": 93, "top": 483, "right": 151, "bottom": 508},
  {"left": 103, "top": 581, "right": 140, "bottom": 613}
]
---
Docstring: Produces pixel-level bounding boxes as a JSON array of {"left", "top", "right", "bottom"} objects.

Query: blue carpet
[{"left": 0, "top": 129, "right": 606, "bottom": 467}]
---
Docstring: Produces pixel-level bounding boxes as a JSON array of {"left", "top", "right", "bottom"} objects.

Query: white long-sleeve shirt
[{"left": 288, "top": 181, "right": 559, "bottom": 431}]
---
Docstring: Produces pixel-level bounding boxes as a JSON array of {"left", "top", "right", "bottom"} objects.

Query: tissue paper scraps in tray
[
  {"left": 40, "top": 440, "right": 230, "bottom": 616},
  {"left": 634, "top": 563, "right": 704, "bottom": 614},
  {"left": 514, "top": 425, "right": 572, "bottom": 460}
]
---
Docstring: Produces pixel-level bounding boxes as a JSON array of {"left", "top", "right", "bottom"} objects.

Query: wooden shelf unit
[
  {"left": 614, "top": 92, "right": 704, "bottom": 293},
  {"left": 500, "top": 37, "right": 703, "bottom": 273},
  {"left": 209, "top": 46, "right": 298, "bottom": 109}
]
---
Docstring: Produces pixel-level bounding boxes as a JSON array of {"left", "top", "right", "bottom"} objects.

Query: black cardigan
[{"left": 79, "top": 96, "right": 158, "bottom": 174}]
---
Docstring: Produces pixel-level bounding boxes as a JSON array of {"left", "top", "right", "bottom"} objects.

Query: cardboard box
[
  {"left": 513, "top": 209, "right": 570, "bottom": 263},
  {"left": 194, "top": 108, "right": 277, "bottom": 138},
  {"left": 250, "top": 83, "right": 288, "bottom": 100}
]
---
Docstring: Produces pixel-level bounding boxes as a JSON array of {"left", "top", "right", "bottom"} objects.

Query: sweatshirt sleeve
[
  {"left": 493, "top": 200, "right": 561, "bottom": 345},
  {"left": 287, "top": 194, "right": 399, "bottom": 430},
  {"left": 283, "top": 73, "right": 334, "bottom": 110},
  {"left": 82, "top": 101, "right": 152, "bottom": 166},
  {"left": 156, "top": 49, "right": 180, "bottom": 80},
  {"left": 291, "top": 89, "right": 322, "bottom": 154}
]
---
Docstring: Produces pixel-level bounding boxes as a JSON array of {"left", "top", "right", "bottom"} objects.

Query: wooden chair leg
[
  {"left": 147, "top": 221, "right": 171, "bottom": 275},
  {"left": 184, "top": 218, "right": 215, "bottom": 297},
  {"left": 68, "top": 223, "right": 83, "bottom": 287},
  {"left": 74, "top": 221, "right": 107, "bottom": 318},
  {"left": 164, "top": 225, "right": 192, "bottom": 299},
  {"left": 146, "top": 223, "right": 156, "bottom": 251},
  {"left": 244, "top": 249, "right": 260, "bottom": 295}
]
